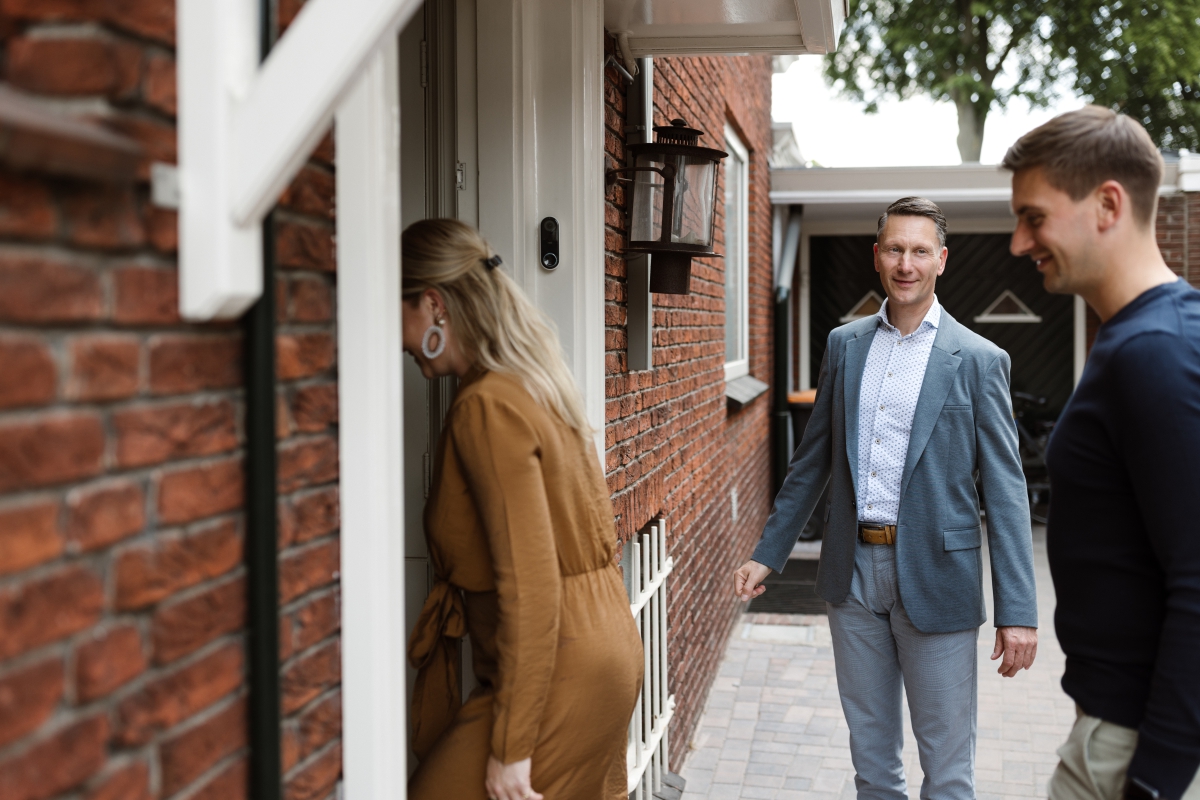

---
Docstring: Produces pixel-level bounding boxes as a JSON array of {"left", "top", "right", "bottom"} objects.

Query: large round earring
[{"left": 421, "top": 321, "right": 446, "bottom": 360}]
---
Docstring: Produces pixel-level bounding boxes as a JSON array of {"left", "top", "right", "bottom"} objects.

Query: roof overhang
[
  {"left": 771, "top": 162, "right": 1186, "bottom": 223},
  {"left": 604, "top": 0, "right": 847, "bottom": 57}
]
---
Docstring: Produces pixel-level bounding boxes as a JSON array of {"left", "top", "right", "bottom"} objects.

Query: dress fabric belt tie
[{"left": 407, "top": 579, "right": 466, "bottom": 760}]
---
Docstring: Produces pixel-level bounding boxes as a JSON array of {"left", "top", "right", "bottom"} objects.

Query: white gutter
[
  {"left": 771, "top": 161, "right": 1186, "bottom": 207},
  {"left": 770, "top": 186, "right": 1012, "bottom": 205},
  {"left": 774, "top": 209, "right": 802, "bottom": 300}
]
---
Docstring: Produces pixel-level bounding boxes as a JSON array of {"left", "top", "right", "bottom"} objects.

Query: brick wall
[
  {"left": 1157, "top": 192, "right": 1200, "bottom": 286},
  {"left": 603, "top": 39, "right": 775, "bottom": 769},
  {"left": 1083, "top": 192, "right": 1200, "bottom": 350},
  {"left": 0, "top": 2, "right": 342, "bottom": 798}
]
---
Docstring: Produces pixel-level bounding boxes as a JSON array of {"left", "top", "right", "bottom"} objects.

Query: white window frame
[{"left": 723, "top": 125, "right": 750, "bottom": 382}]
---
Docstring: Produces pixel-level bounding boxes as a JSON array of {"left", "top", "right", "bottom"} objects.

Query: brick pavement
[{"left": 679, "top": 525, "right": 1075, "bottom": 799}]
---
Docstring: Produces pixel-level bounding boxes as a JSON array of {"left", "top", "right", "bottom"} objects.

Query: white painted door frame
[
  {"left": 476, "top": 0, "right": 607, "bottom": 439},
  {"left": 334, "top": 2, "right": 608, "bottom": 795},
  {"left": 335, "top": 42, "right": 409, "bottom": 799}
]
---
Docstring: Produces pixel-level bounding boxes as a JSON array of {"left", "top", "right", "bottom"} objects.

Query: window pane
[{"left": 724, "top": 142, "right": 745, "bottom": 366}]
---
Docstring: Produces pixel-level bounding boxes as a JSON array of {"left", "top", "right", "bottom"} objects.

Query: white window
[{"left": 723, "top": 125, "right": 750, "bottom": 381}]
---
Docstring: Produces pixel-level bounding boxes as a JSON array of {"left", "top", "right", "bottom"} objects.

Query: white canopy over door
[{"left": 604, "top": 0, "right": 846, "bottom": 57}]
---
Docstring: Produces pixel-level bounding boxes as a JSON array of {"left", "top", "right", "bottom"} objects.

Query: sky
[{"left": 772, "top": 55, "right": 1085, "bottom": 167}]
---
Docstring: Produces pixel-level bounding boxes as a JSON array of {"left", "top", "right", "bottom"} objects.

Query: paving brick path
[{"left": 679, "top": 526, "right": 1075, "bottom": 799}]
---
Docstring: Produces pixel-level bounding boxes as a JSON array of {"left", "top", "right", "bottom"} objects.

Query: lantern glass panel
[
  {"left": 629, "top": 154, "right": 666, "bottom": 243},
  {"left": 629, "top": 153, "right": 718, "bottom": 248},
  {"left": 673, "top": 156, "right": 717, "bottom": 247}
]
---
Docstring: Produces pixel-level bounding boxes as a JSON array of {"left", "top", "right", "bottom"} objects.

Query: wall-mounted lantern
[{"left": 608, "top": 118, "right": 727, "bottom": 294}]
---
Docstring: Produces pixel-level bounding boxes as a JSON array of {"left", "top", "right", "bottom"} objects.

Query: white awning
[
  {"left": 770, "top": 162, "right": 1186, "bottom": 223},
  {"left": 771, "top": 164, "right": 1014, "bottom": 222},
  {"left": 604, "top": 0, "right": 846, "bottom": 57}
]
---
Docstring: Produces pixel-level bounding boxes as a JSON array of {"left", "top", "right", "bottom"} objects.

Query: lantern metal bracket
[
  {"left": 604, "top": 53, "right": 635, "bottom": 84},
  {"left": 605, "top": 163, "right": 675, "bottom": 186}
]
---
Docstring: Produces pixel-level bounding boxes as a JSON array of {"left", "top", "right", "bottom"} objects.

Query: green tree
[
  {"left": 1055, "top": 1, "right": 1200, "bottom": 151},
  {"left": 825, "top": 0, "right": 1200, "bottom": 162}
]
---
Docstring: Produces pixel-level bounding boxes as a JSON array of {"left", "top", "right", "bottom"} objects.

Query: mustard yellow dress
[{"left": 408, "top": 370, "right": 643, "bottom": 799}]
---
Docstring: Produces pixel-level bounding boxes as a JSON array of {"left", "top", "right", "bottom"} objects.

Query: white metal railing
[{"left": 625, "top": 519, "right": 675, "bottom": 798}]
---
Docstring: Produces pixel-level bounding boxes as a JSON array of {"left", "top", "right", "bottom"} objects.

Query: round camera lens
[
  {"left": 542, "top": 253, "right": 559, "bottom": 269},
  {"left": 544, "top": 219, "right": 557, "bottom": 232}
]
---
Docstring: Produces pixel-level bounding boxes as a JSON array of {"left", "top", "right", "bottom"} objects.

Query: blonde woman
[{"left": 402, "top": 219, "right": 643, "bottom": 800}]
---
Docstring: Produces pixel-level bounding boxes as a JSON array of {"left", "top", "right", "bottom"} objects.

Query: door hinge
[
  {"left": 419, "top": 40, "right": 428, "bottom": 88},
  {"left": 455, "top": 161, "right": 466, "bottom": 191}
]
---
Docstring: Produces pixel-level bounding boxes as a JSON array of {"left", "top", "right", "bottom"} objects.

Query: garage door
[{"left": 809, "top": 233, "right": 1074, "bottom": 413}]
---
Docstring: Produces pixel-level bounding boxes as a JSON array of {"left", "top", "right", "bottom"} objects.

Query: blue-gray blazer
[{"left": 753, "top": 311, "right": 1038, "bottom": 633}]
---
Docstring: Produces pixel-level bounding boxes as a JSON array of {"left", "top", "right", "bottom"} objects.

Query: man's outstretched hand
[
  {"left": 991, "top": 626, "right": 1038, "bottom": 677},
  {"left": 734, "top": 560, "right": 772, "bottom": 602}
]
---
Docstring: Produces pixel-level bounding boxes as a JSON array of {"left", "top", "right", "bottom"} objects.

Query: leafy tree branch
[{"left": 823, "top": 0, "right": 1200, "bottom": 161}]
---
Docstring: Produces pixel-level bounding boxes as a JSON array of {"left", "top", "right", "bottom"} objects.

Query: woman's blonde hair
[{"left": 402, "top": 218, "right": 591, "bottom": 436}]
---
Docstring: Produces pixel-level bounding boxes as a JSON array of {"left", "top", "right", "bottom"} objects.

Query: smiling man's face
[
  {"left": 873, "top": 214, "right": 947, "bottom": 314},
  {"left": 1010, "top": 166, "right": 1098, "bottom": 295}
]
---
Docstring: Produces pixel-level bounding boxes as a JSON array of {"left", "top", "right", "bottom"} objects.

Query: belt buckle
[{"left": 858, "top": 523, "right": 896, "bottom": 545}]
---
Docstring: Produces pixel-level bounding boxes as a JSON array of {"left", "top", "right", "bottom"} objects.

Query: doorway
[
  {"left": 334, "top": 0, "right": 605, "bottom": 793},
  {"left": 398, "top": 0, "right": 477, "bottom": 774}
]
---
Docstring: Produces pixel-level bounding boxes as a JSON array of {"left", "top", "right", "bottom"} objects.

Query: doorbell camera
[{"left": 540, "top": 217, "right": 560, "bottom": 270}]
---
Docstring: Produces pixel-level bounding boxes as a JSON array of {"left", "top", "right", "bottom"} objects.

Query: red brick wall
[
  {"left": 1082, "top": 192, "right": 1200, "bottom": 350},
  {"left": 1157, "top": 192, "right": 1200, "bottom": 287},
  {"left": 603, "top": 39, "right": 775, "bottom": 769},
  {"left": 1070, "top": 192, "right": 1200, "bottom": 353},
  {"left": 0, "top": 2, "right": 342, "bottom": 798}
]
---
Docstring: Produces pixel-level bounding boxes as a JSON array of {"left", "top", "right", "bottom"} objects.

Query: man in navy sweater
[{"left": 1005, "top": 107, "right": 1200, "bottom": 800}]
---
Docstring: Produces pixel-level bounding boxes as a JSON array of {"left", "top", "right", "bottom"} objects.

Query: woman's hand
[{"left": 485, "top": 756, "right": 543, "bottom": 800}]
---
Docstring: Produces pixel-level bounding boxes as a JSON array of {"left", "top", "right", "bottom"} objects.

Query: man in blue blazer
[{"left": 734, "top": 197, "right": 1039, "bottom": 799}]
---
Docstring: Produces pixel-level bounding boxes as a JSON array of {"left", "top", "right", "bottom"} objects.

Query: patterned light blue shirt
[{"left": 856, "top": 296, "right": 942, "bottom": 525}]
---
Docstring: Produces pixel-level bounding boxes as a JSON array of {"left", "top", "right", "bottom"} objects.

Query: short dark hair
[
  {"left": 877, "top": 197, "right": 948, "bottom": 248},
  {"left": 1001, "top": 106, "right": 1163, "bottom": 227}
]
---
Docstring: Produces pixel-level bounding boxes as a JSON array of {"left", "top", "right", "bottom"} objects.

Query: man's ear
[
  {"left": 873, "top": 242, "right": 881, "bottom": 274},
  {"left": 937, "top": 246, "right": 948, "bottom": 276},
  {"left": 1095, "top": 180, "right": 1124, "bottom": 233}
]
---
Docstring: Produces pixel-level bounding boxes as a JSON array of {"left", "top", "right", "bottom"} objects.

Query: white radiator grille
[{"left": 625, "top": 519, "right": 675, "bottom": 799}]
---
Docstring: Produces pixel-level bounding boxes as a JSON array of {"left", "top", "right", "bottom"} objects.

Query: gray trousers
[{"left": 828, "top": 543, "right": 980, "bottom": 800}]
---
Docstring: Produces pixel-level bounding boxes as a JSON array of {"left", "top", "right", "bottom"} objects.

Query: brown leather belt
[{"left": 858, "top": 523, "right": 897, "bottom": 545}]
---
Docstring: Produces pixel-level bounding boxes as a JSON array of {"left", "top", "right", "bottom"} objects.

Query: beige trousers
[{"left": 1049, "top": 707, "right": 1200, "bottom": 800}]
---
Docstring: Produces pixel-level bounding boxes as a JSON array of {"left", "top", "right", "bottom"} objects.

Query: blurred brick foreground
[{"left": 0, "top": 2, "right": 341, "bottom": 798}]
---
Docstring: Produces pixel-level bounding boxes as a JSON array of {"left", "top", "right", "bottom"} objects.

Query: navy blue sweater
[{"left": 1047, "top": 279, "right": 1200, "bottom": 798}]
